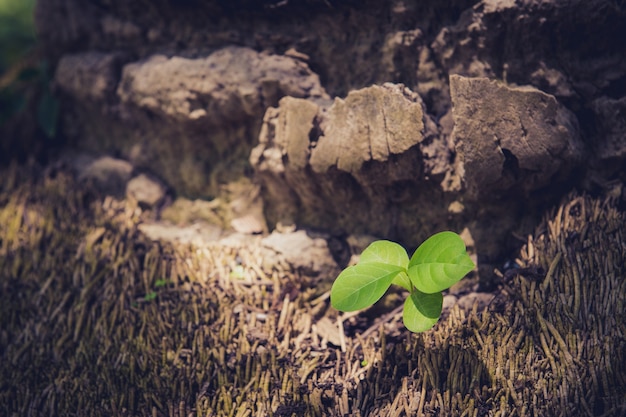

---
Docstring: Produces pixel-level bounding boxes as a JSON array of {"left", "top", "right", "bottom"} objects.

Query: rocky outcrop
[
  {"left": 53, "top": 46, "right": 327, "bottom": 196},
  {"left": 34, "top": 0, "right": 626, "bottom": 261},
  {"left": 251, "top": 83, "right": 457, "bottom": 248},
  {"left": 251, "top": 76, "right": 587, "bottom": 258}
]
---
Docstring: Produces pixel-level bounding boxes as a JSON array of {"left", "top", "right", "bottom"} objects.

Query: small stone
[
  {"left": 126, "top": 174, "right": 166, "bottom": 207},
  {"left": 448, "top": 201, "right": 464, "bottom": 214},
  {"left": 78, "top": 156, "right": 133, "bottom": 197},
  {"left": 261, "top": 230, "right": 338, "bottom": 277},
  {"left": 231, "top": 214, "right": 265, "bottom": 235}
]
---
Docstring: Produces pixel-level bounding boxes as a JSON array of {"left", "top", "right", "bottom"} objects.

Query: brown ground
[{"left": 1, "top": 163, "right": 625, "bottom": 416}]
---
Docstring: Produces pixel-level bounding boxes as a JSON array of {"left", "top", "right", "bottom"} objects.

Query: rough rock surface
[
  {"left": 251, "top": 83, "right": 456, "bottom": 248},
  {"left": 449, "top": 75, "right": 584, "bottom": 197},
  {"left": 53, "top": 46, "right": 327, "bottom": 196},
  {"left": 116, "top": 47, "right": 327, "bottom": 126},
  {"left": 261, "top": 230, "right": 339, "bottom": 278},
  {"left": 126, "top": 173, "right": 167, "bottom": 208},
  {"left": 35, "top": 0, "right": 626, "bottom": 261},
  {"left": 55, "top": 52, "right": 125, "bottom": 102},
  {"left": 75, "top": 155, "right": 133, "bottom": 197}
]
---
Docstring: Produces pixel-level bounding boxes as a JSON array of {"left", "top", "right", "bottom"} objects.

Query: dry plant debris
[{"left": 0, "top": 165, "right": 625, "bottom": 417}]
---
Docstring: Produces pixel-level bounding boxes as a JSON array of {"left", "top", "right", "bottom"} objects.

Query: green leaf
[
  {"left": 331, "top": 262, "right": 404, "bottom": 312},
  {"left": 408, "top": 231, "right": 474, "bottom": 294},
  {"left": 154, "top": 279, "right": 168, "bottom": 288},
  {"left": 391, "top": 271, "right": 412, "bottom": 292},
  {"left": 402, "top": 289, "right": 443, "bottom": 333},
  {"left": 360, "top": 240, "right": 409, "bottom": 268}
]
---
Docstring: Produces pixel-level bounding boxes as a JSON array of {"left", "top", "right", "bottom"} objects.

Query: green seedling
[
  {"left": 330, "top": 231, "right": 475, "bottom": 333},
  {"left": 136, "top": 279, "right": 171, "bottom": 304}
]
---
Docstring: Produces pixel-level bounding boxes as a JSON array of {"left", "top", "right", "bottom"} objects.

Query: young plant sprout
[{"left": 330, "top": 231, "right": 474, "bottom": 333}]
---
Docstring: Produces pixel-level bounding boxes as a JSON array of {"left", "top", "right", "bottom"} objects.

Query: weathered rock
[
  {"left": 261, "top": 230, "right": 338, "bottom": 277},
  {"left": 55, "top": 52, "right": 125, "bottom": 102},
  {"left": 450, "top": 75, "right": 584, "bottom": 197},
  {"left": 53, "top": 46, "right": 327, "bottom": 197},
  {"left": 309, "top": 83, "right": 434, "bottom": 175},
  {"left": 76, "top": 156, "right": 133, "bottom": 197},
  {"left": 117, "top": 46, "right": 327, "bottom": 126},
  {"left": 126, "top": 173, "right": 167, "bottom": 208},
  {"left": 251, "top": 83, "right": 458, "bottom": 247},
  {"left": 29, "top": 0, "right": 626, "bottom": 265},
  {"left": 431, "top": 0, "right": 626, "bottom": 108},
  {"left": 252, "top": 78, "right": 588, "bottom": 259}
]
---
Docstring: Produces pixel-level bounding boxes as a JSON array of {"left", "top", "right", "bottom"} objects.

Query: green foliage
[
  {"left": 1, "top": 0, "right": 59, "bottom": 144},
  {"left": 331, "top": 231, "right": 474, "bottom": 333},
  {"left": 0, "top": 0, "right": 36, "bottom": 72}
]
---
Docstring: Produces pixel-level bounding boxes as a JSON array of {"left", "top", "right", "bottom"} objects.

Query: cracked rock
[
  {"left": 450, "top": 75, "right": 584, "bottom": 197},
  {"left": 117, "top": 46, "right": 327, "bottom": 126},
  {"left": 252, "top": 83, "right": 455, "bottom": 248}
]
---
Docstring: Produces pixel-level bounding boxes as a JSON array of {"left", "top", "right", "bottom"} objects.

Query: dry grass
[{"left": 1, "top": 164, "right": 625, "bottom": 416}]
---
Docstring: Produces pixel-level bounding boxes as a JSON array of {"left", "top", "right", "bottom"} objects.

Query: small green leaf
[
  {"left": 331, "top": 262, "right": 404, "bottom": 312},
  {"left": 408, "top": 231, "right": 474, "bottom": 294},
  {"left": 391, "top": 271, "right": 412, "bottom": 292},
  {"left": 154, "top": 279, "right": 168, "bottom": 288},
  {"left": 144, "top": 292, "right": 157, "bottom": 302},
  {"left": 402, "top": 290, "right": 443, "bottom": 333},
  {"left": 360, "top": 240, "right": 409, "bottom": 268}
]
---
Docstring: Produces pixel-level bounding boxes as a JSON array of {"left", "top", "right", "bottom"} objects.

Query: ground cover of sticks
[{"left": 1, "top": 165, "right": 625, "bottom": 416}]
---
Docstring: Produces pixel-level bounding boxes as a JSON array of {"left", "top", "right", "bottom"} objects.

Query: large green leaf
[
  {"left": 360, "top": 240, "right": 409, "bottom": 268},
  {"left": 331, "top": 262, "right": 404, "bottom": 312},
  {"left": 402, "top": 289, "right": 443, "bottom": 333},
  {"left": 408, "top": 231, "right": 474, "bottom": 294}
]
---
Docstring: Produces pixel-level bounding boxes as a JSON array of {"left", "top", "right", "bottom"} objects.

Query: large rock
[
  {"left": 251, "top": 83, "right": 458, "bottom": 248},
  {"left": 116, "top": 47, "right": 327, "bottom": 126},
  {"left": 449, "top": 75, "right": 584, "bottom": 197}
]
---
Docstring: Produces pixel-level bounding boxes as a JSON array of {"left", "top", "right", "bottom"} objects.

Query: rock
[
  {"left": 252, "top": 83, "right": 454, "bottom": 246},
  {"left": 261, "top": 230, "right": 338, "bottom": 277},
  {"left": 456, "top": 292, "right": 495, "bottom": 311},
  {"left": 33, "top": 0, "right": 626, "bottom": 267},
  {"left": 117, "top": 46, "right": 327, "bottom": 126},
  {"left": 54, "top": 52, "right": 125, "bottom": 102},
  {"left": 77, "top": 156, "right": 133, "bottom": 197},
  {"left": 126, "top": 174, "right": 167, "bottom": 208},
  {"left": 309, "top": 83, "right": 434, "bottom": 175},
  {"left": 51, "top": 46, "right": 328, "bottom": 197},
  {"left": 450, "top": 75, "right": 584, "bottom": 197},
  {"left": 591, "top": 96, "right": 626, "bottom": 162},
  {"left": 231, "top": 215, "right": 265, "bottom": 235}
]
